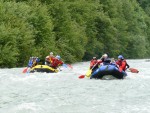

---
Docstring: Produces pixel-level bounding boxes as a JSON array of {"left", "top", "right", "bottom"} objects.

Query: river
[{"left": 0, "top": 59, "right": 150, "bottom": 113}]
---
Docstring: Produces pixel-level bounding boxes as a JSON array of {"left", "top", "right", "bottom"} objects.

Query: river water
[{"left": 0, "top": 59, "right": 150, "bottom": 113}]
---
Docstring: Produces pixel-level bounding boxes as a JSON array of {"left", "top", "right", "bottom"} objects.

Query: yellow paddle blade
[{"left": 85, "top": 69, "right": 92, "bottom": 77}]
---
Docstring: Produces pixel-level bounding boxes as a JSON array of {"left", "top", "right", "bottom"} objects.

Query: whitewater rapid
[{"left": 0, "top": 59, "right": 150, "bottom": 113}]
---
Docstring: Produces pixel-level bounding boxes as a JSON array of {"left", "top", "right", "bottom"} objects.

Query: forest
[{"left": 0, "top": 0, "right": 150, "bottom": 67}]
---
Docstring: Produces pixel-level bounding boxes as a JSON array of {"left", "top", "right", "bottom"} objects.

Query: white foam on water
[{"left": 0, "top": 59, "right": 150, "bottom": 113}]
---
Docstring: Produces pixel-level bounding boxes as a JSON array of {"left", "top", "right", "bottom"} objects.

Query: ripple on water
[{"left": 0, "top": 60, "right": 150, "bottom": 113}]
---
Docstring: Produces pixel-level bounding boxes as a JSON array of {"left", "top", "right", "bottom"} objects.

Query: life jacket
[
  {"left": 46, "top": 56, "right": 54, "bottom": 63},
  {"left": 32, "top": 59, "right": 37, "bottom": 67},
  {"left": 28, "top": 58, "right": 37, "bottom": 68},
  {"left": 28, "top": 59, "right": 33, "bottom": 67},
  {"left": 51, "top": 58, "right": 63, "bottom": 68},
  {"left": 116, "top": 59, "right": 127, "bottom": 71},
  {"left": 90, "top": 59, "right": 97, "bottom": 69},
  {"left": 36, "top": 58, "right": 40, "bottom": 62}
]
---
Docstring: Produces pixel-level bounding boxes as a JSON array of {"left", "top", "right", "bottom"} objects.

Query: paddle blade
[
  {"left": 129, "top": 68, "right": 139, "bottom": 73},
  {"left": 79, "top": 75, "right": 85, "bottom": 79},
  {"left": 22, "top": 67, "right": 28, "bottom": 73},
  {"left": 62, "top": 64, "right": 68, "bottom": 68},
  {"left": 85, "top": 69, "right": 92, "bottom": 77},
  {"left": 67, "top": 64, "right": 73, "bottom": 69}
]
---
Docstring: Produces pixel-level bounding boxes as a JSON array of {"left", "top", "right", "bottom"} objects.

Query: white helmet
[
  {"left": 50, "top": 52, "right": 53, "bottom": 55},
  {"left": 93, "top": 57, "right": 96, "bottom": 59},
  {"left": 103, "top": 54, "right": 108, "bottom": 58}
]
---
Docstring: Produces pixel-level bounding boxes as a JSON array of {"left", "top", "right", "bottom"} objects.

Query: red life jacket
[
  {"left": 51, "top": 58, "right": 63, "bottom": 69},
  {"left": 90, "top": 59, "right": 103, "bottom": 69},
  {"left": 90, "top": 59, "right": 97, "bottom": 68},
  {"left": 116, "top": 59, "right": 127, "bottom": 72}
]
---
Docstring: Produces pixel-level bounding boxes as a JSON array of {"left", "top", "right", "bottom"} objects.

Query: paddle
[
  {"left": 22, "top": 67, "right": 28, "bottom": 73},
  {"left": 67, "top": 64, "right": 73, "bottom": 69},
  {"left": 62, "top": 64, "right": 73, "bottom": 69},
  {"left": 23, "top": 57, "right": 33, "bottom": 73},
  {"left": 127, "top": 68, "right": 139, "bottom": 73},
  {"left": 58, "top": 66, "right": 62, "bottom": 71},
  {"left": 79, "top": 63, "right": 98, "bottom": 79},
  {"left": 57, "top": 64, "right": 73, "bottom": 71},
  {"left": 62, "top": 64, "right": 68, "bottom": 68}
]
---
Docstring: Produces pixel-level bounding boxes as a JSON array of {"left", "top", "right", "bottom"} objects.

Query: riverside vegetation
[{"left": 0, "top": 0, "right": 150, "bottom": 67}]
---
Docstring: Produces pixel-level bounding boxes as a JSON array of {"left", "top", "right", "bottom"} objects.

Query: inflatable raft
[
  {"left": 30, "top": 65, "right": 59, "bottom": 73},
  {"left": 90, "top": 64, "right": 127, "bottom": 79}
]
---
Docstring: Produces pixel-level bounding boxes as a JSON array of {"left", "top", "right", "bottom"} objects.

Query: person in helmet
[
  {"left": 31, "top": 57, "right": 39, "bottom": 67},
  {"left": 101, "top": 54, "right": 108, "bottom": 61},
  {"left": 89, "top": 54, "right": 110, "bottom": 70},
  {"left": 50, "top": 55, "right": 64, "bottom": 69},
  {"left": 90, "top": 57, "right": 97, "bottom": 68},
  {"left": 45, "top": 52, "right": 55, "bottom": 66},
  {"left": 28, "top": 57, "right": 33, "bottom": 67},
  {"left": 116, "top": 55, "right": 130, "bottom": 72},
  {"left": 28, "top": 57, "right": 40, "bottom": 68},
  {"left": 100, "top": 53, "right": 111, "bottom": 65},
  {"left": 89, "top": 57, "right": 100, "bottom": 72}
]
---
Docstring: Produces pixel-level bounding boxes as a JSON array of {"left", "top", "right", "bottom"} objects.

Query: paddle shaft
[
  {"left": 91, "top": 62, "right": 98, "bottom": 70},
  {"left": 79, "top": 58, "right": 102, "bottom": 79},
  {"left": 86, "top": 62, "right": 99, "bottom": 76},
  {"left": 58, "top": 66, "right": 62, "bottom": 71}
]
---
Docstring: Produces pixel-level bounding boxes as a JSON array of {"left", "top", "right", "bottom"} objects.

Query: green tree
[
  {"left": 48, "top": 1, "right": 87, "bottom": 62},
  {"left": 27, "top": 1, "right": 56, "bottom": 61},
  {"left": 0, "top": 1, "right": 35, "bottom": 67}
]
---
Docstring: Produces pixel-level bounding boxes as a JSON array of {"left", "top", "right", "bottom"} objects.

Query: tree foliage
[{"left": 0, "top": 0, "right": 150, "bottom": 67}]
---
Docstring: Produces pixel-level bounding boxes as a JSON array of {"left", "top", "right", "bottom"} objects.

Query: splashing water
[{"left": 0, "top": 59, "right": 150, "bottom": 113}]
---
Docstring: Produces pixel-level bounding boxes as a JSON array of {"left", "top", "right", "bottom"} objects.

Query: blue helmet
[
  {"left": 118, "top": 55, "right": 124, "bottom": 59},
  {"left": 56, "top": 55, "right": 61, "bottom": 60}
]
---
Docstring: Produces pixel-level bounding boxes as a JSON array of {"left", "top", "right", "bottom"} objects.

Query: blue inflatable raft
[{"left": 90, "top": 64, "right": 127, "bottom": 79}]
